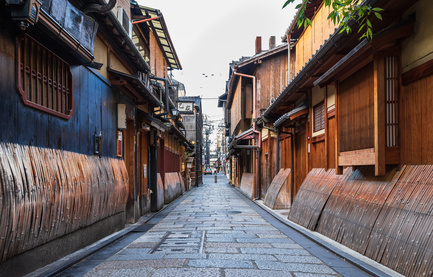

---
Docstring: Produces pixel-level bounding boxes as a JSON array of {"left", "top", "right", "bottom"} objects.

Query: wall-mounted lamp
[
  {"left": 94, "top": 131, "right": 102, "bottom": 157},
  {"left": 171, "top": 108, "right": 178, "bottom": 117}
]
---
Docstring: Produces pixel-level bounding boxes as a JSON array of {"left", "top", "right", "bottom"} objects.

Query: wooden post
[
  {"left": 374, "top": 54, "right": 386, "bottom": 176},
  {"left": 335, "top": 82, "right": 343, "bottom": 175},
  {"left": 324, "top": 86, "right": 328, "bottom": 171}
]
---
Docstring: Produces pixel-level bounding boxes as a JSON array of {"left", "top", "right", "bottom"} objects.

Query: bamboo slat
[
  {"left": 289, "top": 164, "right": 433, "bottom": 276},
  {"left": 0, "top": 143, "right": 128, "bottom": 261}
]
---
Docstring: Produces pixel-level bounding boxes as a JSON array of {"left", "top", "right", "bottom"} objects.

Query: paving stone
[
  {"left": 208, "top": 253, "right": 277, "bottom": 261},
  {"left": 205, "top": 242, "right": 273, "bottom": 248},
  {"left": 108, "top": 253, "right": 164, "bottom": 260},
  {"left": 275, "top": 255, "right": 324, "bottom": 264},
  {"left": 293, "top": 273, "right": 339, "bottom": 277},
  {"left": 204, "top": 248, "right": 240, "bottom": 254},
  {"left": 224, "top": 269, "right": 293, "bottom": 277},
  {"left": 83, "top": 268, "right": 117, "bottom": 277},
  {"left": 236, "top": 238, "right": 294, "bottom": 243},
  {"left": 255, "top": 260, "right": 337, "bottom": 274},
  {"left": 152, "top": 268, "right": 221, "bottom": 277},
  {"left": 165, "top": 253, "right": 207, "bottom": 259},
  {"left": 97, "top": 259, "right": 185, "bottom": 269},
  {"left": 270, "top": 243, "right": 304, "bottom": 249},
  {"left": 188, "top": 259, "right": 254, "bottom": 269},
  {"left": 240, "top": 248, "right": 312, "bottom": 255},
  {"left": 110, "top": 268, "right": 154, "bottom": 277},
  {"left": 128, "top": 242, "right": 157, "bottom": 248}
]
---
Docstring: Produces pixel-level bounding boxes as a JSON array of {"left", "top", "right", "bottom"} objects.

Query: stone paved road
[{"left": 65, "top": 175, "right": 372, "bottom": 277}]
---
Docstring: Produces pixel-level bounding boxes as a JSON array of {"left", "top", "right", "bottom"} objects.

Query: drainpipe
[
  {"left": 150, "top": 76, "right": 170, "bottom": 116},
  {"left": 234, "top": 72, "right": 262, "bottom": 199},
  {"left": 82, "top": 0, "right": 117, "bottom": 15},
  {"left": 132, "top": 16, "right": 160, "bottom": 25}
]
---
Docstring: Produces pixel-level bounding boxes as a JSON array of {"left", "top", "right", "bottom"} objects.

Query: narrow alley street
[{"left": 29, "top": 174, "right": 397, "bottom": 277}]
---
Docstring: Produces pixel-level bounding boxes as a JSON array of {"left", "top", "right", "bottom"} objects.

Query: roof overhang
[
  {"left": 274, "top": 105, "right": 309, "bottom": 129},
  {"left": 135, "top": 6, "right": 182, "bottom": 70},
  {"left": 108, "top": 68, "right": 161, "bottom": 106}
]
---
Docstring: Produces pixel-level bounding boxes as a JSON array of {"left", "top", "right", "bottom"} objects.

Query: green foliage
[{"left": 282, "top": 0, "right": 384, "bottom": 40}]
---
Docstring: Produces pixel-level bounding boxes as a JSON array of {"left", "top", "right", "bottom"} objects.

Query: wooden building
[
  {"left": 260, "top": 0, "right": 433, "bottom": 275},
  {"left": 0, "top": 1, "right": 190, "bottom": 275},
  {"left": 178, "top": 96, "right": 204, "bottom": 187},
  {"left": 225, "top": 37, "right": 288, "bottom": 200}
]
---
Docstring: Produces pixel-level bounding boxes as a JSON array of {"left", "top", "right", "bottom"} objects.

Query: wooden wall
[
  {"left": 400, "top": 73, "right": 433, "bottom": 164},
  {"left": 294, "top": 4, "right": 338, "bottom": 75},
  {"left": 256, "top": 52, "right": 288, "bottom": 112},
  {"left": 294, "top": 130, "right": 308, "bottom": 196},
  {"left": 260, "top": 136, "right": 276, "bottom": 197},
  {"left": 327, "top": 115, "right": 337, "bottom": 169},
  {"left": 311, "top": 140, "right": 325, "bottom": 169},
  {"left": 338, "top": 62, "right": 374, "bottom": 152},
  {"left": 149, "top": 31, "right": 167, "bottom": 78},
  {"left": 280, "top": 135, "right": 292, "bottom": 169},
  {"left": 0, "top": 28, "right": 131, "bottom": 159},
  {"left": 230, "top": 80, "right": 242, "bottom": 135}
]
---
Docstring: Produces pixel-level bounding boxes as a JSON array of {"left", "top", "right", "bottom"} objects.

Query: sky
[{"left": 137, "top": 0, "right": 299, "bottom": 144}]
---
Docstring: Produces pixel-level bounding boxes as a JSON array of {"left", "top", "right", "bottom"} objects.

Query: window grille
[
  {"left": 385, "top": 56, "right": 398, "bottom": 147},
  {"left": 313, "top": 101, "right": 325, "bottom": 132},
  {"left": 17, "top": 34, "right": 73, "bottom": 119}
]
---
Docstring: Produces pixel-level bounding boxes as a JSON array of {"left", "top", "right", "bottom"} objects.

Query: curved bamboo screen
[
  {"left": 0, "top": 143, "right": 128, "bottom": 261},
  {"left": 289, "top": 165, "right": 433, "bottom": 276}
]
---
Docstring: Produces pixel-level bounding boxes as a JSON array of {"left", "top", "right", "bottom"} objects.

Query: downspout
[
  {"left": 287, "top": 33, "right": 291, "bottom": 83},
  {"left": 150, "top": 76, "right": 170, "bottom": 116},
  {"left": 234, "top": 72, "right": 262, "bottom": 199},
  {"left": 290, "top": 128, "right": 295, "bottom": 205},
  {"left": 82, "top": 0, "right": 117, "bottom": 15}
]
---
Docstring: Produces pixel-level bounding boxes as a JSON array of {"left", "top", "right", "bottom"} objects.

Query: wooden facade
[
  {"left": 225, "top": 42, "right": 288, "bottom": 199},
  {"left": 0, "top": 1, "right": 191, "bottom": 274},
  {"left": 257, "top": 0, "right": 433, "bottom": 275},
  {"left": 221, "top": 0, "right": 433, "bottom": 275}
]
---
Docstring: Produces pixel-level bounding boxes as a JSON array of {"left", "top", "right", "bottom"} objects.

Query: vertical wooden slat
[
  {"left": 335, "top": 82, "right": 343, "bottom": 174},
  {"left": 374, "top": 54, "right": 386, "bottom": 176}
]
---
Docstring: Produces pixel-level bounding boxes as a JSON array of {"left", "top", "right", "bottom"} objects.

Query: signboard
[{"left": 177, "top": 102, "right": 194, "bottom": 113}]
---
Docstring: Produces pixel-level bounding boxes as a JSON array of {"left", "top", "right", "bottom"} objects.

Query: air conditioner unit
[
  {"left": 117, "top": 6, "right": 132, "bottom": 38},
  {"left": 7, "top": 0, "right": 41, "bottom": 29}
]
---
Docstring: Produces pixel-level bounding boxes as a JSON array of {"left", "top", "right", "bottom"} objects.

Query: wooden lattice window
[
  {"left": 313, "top": 101, "right": 325, "bottom": 132},
  {"left": 385, "top": 56, "right": 399, "bottom": 147},
  {"left": 17, "top": 34, "right": 73, "bottom": 119}
]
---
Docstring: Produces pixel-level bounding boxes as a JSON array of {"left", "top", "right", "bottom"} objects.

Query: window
[
  {"left": 17, "top": 34, "right": 73, "bottom": 119},
  {"left": 313, "top": 101, "right": 325, "bottom": 133}
]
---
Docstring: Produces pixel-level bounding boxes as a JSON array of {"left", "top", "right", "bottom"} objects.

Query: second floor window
[
  {"left": 313, "top": 101, "right": 325, "bottom": 133},
  {"left": 17, "top": 34, "right": 73, "bottom": 119}
]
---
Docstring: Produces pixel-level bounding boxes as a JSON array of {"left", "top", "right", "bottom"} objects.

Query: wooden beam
[
  {"left": 402, "top": 58, "right": 433, "bottom": 86},
  {"left": 338, "top": 148, "right": 375, "bottom": 166},
  {"left": 374, "top": 54, "right": 386, "bottom": 176}
]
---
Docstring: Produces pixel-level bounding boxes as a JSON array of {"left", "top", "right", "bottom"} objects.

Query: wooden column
[
  {"left": 335, "top": 82, "right": 343, "bottom": 175},
  {"left": 374, "top": 54, "right": 386, "bottom": 176},
  {"left": 324, "top": 86, "right": 328, "bottom": 171}
]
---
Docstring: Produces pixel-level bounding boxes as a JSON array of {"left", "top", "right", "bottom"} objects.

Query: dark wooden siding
[
  {"left": 338, "top": 62, "right": 374, "bottom": 152},
  {"left": 400, "top": 73, "right": 433, "bottom": 164},
  {"left": 0, "top": 30, "right": 131, "bottom": 159}
]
